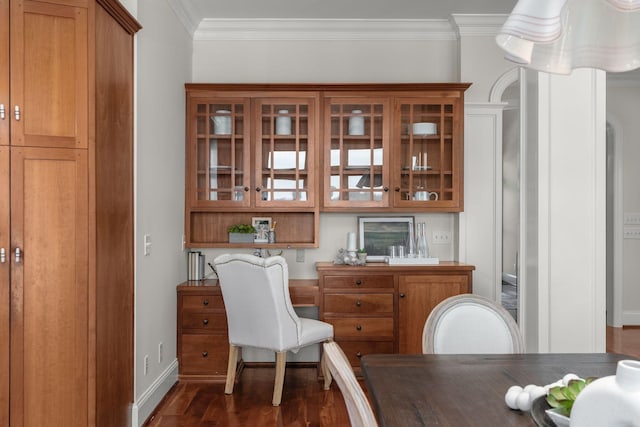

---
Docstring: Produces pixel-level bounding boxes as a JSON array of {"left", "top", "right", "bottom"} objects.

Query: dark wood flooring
[
  {"left": 143, "top": 366, "right": 353, "bottom": 427},
  {"left": 145, "top": 327, "right": 640, "bottom": 427}
]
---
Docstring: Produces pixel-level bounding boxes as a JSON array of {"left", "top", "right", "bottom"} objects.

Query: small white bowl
[
  {"left": 545, "top": 409, "right": 570, "bottom": 427},
  {"left": 411, "top": 122, "right": 437, "bottom": 135}
]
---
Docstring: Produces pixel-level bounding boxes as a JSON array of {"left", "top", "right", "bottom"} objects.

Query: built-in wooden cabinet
[
  {"left": 0, "top": 1, "right": 140, "bottom": 426},
  {"left": 397, "top": 273, "right": 473, "bottom": 354},
  {"left": 184, "top": 85, "right": 320, "bottom": 248},
  {"left": 177, "top": 279, "right": 320, "bottom": 381},
  {"left": 317, "top": 262, "right": 474, "bottom": 373},
  {"left": 321, "top": 85, "right": 470, "bottom": 212},
  {"left": 184, "top": 83, "right": 469, "bottom": 248}
]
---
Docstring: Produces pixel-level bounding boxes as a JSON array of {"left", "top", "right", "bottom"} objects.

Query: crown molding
[
  {"left": 166, "top": 0, "right": 200, "bottom": 36},
  {"left": 193, "top": 18, "right": 456, "bottom": 41},
  {"left": 450, "top": 14, "right": 507, "bottom": 37}
]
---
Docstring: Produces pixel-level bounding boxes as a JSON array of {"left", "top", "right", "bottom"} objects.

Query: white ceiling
[{"left": 185, "top": 0, "right": 518, "bottom": 20}]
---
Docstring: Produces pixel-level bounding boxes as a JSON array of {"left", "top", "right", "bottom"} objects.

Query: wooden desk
[
  {"left": 361, "top": 353, "right": 634, "bottom": 427},
  {"left": 177, "top": 279, "right": 319, "bottom": 381}
]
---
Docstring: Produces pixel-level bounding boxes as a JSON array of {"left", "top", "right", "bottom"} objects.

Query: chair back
[
  {"left": 213, "top": 254, "right": 301, "bottom": 352},
  {"left": 422, "top": 294, "right": 524, "bottom": 354},
  {"left": 323, "top": 341, "right": 378, "bottom": 427}
]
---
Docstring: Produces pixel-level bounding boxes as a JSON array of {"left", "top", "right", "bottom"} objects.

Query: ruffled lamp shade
[{"left": 496, "top": 0, "right": 640, "bottom": 74}]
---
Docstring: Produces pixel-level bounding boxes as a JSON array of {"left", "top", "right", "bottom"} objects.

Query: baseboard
[
  {"left": 131, "top": 358, "right": 179, "bottom": 427},
  {"left": 622, "top": 310, "right": 640, "bottom": 326}
]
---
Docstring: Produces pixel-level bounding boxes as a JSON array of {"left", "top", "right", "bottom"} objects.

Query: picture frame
[
  {"left": 358, "top": 216, "right": 415, "bottom": 262},
  {"left": 252, "top": 217, "right": 272, "bottom": 242}
]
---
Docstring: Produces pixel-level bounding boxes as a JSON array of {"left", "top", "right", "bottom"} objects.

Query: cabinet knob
[
  {"left": 355, "top": 279, "right": 362, "bottom": 286},
  {"left": 202, "top": 351, "right": 208, "bottom": 358},
  {"left": 202, "top": 319, "right": 209, "bottom": 325},
  {"left": 244, "top": 186, "right": 249, "bottom": 192},
  {"left": 356, "top": 325, "right": 362, "bottom": 331},
  {"left": 399, "top": 293, "right": 406, "bottom": 298},
  {"left": 394, "top": 187, "right": 400, "bottom": 192},
  {"left": 355, "top": 300, "right": 361, "bottom": 307},
  {"left": 255, "top": 187, "right": 261, "bottom": 192},
  {"left": 356, "top": 352, "right": 362, "bottom": 358},
  {"left": 383, "top": 187, "right": 389, "bottom": 192},
  {"left": 203, "top": 299, "right": 209, "bottom": 306}
]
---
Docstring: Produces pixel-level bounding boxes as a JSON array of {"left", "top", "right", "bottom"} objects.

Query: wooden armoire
[{"left": 0, "top": 0, "right": 140, "bottom": 426}]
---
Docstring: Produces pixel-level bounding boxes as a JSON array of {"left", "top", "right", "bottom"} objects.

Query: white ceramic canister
[
  {"left": 348, "top": 109, "right": 364, "bottom": 135},
  {"left": 275, "top": 109, "right": 291, "bottom": 135},
  {"left": 570, "top": 359, "right": 640, "bottom": 426},
  {"left": 213, "top": 110, "right": 231, "bottom": 135}
]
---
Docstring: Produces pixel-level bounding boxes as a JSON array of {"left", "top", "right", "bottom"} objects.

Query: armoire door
[
  {"left": 0, "top": 146, "right": 9, "bottom": 427},
  {"left": 9, "top": 147, "right": 88, "bottom": 427},
  {"left": 9, "top": 0, "right": 88, "bottom": 149}
]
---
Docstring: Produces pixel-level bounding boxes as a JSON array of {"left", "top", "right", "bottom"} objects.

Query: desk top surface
[{"left": 361, "top": 353, "right": 634, "bottom": 427}]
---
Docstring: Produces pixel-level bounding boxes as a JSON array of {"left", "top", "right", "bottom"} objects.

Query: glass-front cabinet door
[
  {"left": 323, "top": 97, "right": 390, "bottom": 209},
  {"left": 254, "top": 97, "right": 316, "bottom": 208},
  {"left": 187, "top": 97, "right": 251, "bottom": 208},
  {"left": 393, "top": 96, "right": 462, "bottom": 210}
]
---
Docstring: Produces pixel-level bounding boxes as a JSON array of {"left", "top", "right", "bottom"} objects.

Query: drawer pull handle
[
  {"left": 202, "top": 319, "right": 209, "bottom": 325},
  {"left": 356, "top": 325, "right": 362, "bottom": 331},
  {"left": 399, "top": 293, "right": 406, "bottom": 298},
  {"left": 383, "top": 187, "right": 389, "bottom": 192},
  {"left": 202, "top": 351, "right": 208, "bottom": 358},
  {"left": 203, "top": 299, "right": 209, "bottom": 306},
  {"left": 355, "top": 301, "right": 362, "bottom": 307},
  {"left": 355, "top": 279, "right": 362, "bottom": 286},
  {"left": 356, "top": 352, "right": 362, "bottom": 358}
]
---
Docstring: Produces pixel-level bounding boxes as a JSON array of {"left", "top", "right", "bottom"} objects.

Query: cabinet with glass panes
[
  {"left": 321, "top": 84, "right": 469, "bottom": 212},
  {"left": 392, "top": 93, "right": 467, "bottom": 211},
  {"left": 322, "top": 96, "right": 391, "bottom": 209},
  {"left": 184, "top": 85, "right": 320, "bottom": 248}
]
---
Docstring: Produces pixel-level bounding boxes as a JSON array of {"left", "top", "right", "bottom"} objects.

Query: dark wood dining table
[{"left": 360, "top": 353, "right": 635, "bottom": 427}]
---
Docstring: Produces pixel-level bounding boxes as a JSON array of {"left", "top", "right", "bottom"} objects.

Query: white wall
[
  {"left": 607, "top": 83, "right": 640, "bottom": 325},
  {"left": 133, "top": 1, "right": 192, "bottom": 425}
]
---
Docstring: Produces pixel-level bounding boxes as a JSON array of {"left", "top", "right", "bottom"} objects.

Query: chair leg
[
  {"left": 225, "top": 344, "right": 239, "bottom": 395},
  {"left": 272, "top": 351, "right": 287, "bottom": 406},
  {"left": 321, "top": 347, "right": 332, "bottom": 390}
]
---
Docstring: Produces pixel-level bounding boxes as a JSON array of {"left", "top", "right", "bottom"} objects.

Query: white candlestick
[{"left": 347, "top": 232, "right": 357, "bottom": 252}]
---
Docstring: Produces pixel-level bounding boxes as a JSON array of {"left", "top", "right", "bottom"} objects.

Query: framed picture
[
  {"left": 252, "top": 217, "right": 272, "bottom": 242},
  {"left": 358, "top": 216, "right": 414, "bottom": 262}
]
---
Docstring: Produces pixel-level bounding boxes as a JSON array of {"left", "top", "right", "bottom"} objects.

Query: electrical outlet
[
  {"left": 624, "top": 213, "right": 640, "bottom": 225},
  {"left": 158, "top": 342, "right": 163, "bottom": 364},
  {"left": 432, "top": 231, "right": 452, "bottom": 245},
  {"left": 296, "top": 249, "right": 305, "bottom": 262},
  {"left": 143, "top": 234, "right": 152, "bottom": 256},
  {"left": 144, "top": 354, "right": 149, "bottom": 376},
  {"left": 623, "top": 227, "right": 640, "bottom": 239}
]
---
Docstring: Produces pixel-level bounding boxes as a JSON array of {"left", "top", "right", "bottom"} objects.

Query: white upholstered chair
[
  {"left": 323, "top": 341, "right": 378, "bottom": 427},
  {"left": 422, "top": 294, "right": 524, "bottom": 354},
  {"left": 213, "top": 253, "right": 334, "bottom": 406}
]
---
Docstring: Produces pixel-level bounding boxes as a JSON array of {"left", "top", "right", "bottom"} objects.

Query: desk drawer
[
  {"left": 330, "top": 317, "right": 393, "bottom": 338},
  {"left": 324, "top": 293, "right": 393, "bottom": 314},
  {"left": 323, "top": 275, "right": 393, "bottom": 289},
  {"left": 337, "top": 340, "right": 394, "bottom": 367},
  {"left": 182, "top": 295, "right": 224, "bottom": 310},
  {"left": 182, "top": 312, "right": 227, "bottom": 332},
  {"left": 180, "top": 334, "right": 228, "bottom": 375}
]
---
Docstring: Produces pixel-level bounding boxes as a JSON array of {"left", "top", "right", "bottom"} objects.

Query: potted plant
[
  {"left": 357, "top": 247, "right": 367, "bottom": 262},
  {"left": 228, "top": 224, "right": 256, "bottom": 243}
]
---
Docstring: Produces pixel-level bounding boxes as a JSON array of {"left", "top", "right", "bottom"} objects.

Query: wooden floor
[{"left": 145, "top": 327, "right": 640, "bottom": 427}]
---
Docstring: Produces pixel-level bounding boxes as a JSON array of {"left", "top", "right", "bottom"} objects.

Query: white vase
[{"left": 569, "top": 359, "right": 640, "bottom": 426}]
